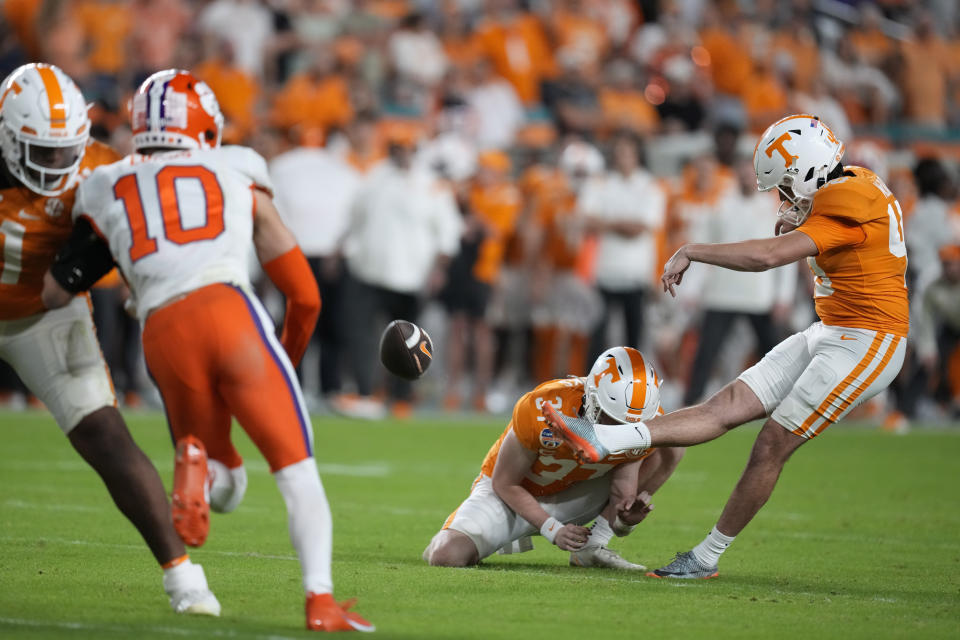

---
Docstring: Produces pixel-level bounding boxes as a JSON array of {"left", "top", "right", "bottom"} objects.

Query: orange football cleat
[
  {"left": 306, "top": 592, "right": 375, "bottom": 633},
  {"left": 172, "top": 436, "right": 210, "bottom": 547}
]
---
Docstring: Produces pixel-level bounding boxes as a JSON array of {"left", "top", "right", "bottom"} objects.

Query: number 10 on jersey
[{"left": 115, "top": 165, "right": 225, "bottom": 262}]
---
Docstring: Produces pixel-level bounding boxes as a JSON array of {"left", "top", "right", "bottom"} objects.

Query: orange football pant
[{"left": 142, "top": 283, "right": 313, "bottom": 472}]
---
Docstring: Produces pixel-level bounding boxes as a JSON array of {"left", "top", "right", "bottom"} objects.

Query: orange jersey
[
  {"left": 797, "top": 166, "right": 909, "bottom": 337},
  {"left": 469, "top": 183, "right": 521, "bottom": 283},
  {"left": 479, "top": 378, "right": 651, "bottom": 497},
  {"left": 0, "top": 140, "right": 121, "bottom": 320}
]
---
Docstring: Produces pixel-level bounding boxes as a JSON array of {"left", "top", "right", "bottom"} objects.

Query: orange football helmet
[{"left": 130, "top": 69, "right": 223, "bottom": 153}]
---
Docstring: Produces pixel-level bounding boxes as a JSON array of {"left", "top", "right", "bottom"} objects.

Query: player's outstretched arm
[
  {"left": 491, "top": 431, "right": 590, "bottom": 551},
  {"left": 252, "top": 189, "right": 321, "bottom": 366},
  {"left": 661, "top": 231, "right": 818, "bottom": 296}
]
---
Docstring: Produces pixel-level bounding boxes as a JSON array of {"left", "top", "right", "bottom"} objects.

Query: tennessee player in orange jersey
[
  {"left": 41, "top": 69, "right": 373, "bottom": 633},
  {"left": 424, "top": 347, "right": 685, "bottom": 569},
  {"left": 543, "top": 115, "right": 910, "bottom": 580},
  {"left": 0, "top": 63, "right": 219, "bottom": 615}
]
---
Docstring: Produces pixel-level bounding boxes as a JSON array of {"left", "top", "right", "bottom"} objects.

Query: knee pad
[{"left": 209, "top": 459, "right": 247, "bottom": 513}]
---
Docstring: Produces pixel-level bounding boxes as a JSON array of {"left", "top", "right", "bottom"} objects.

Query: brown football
[{"left": 379, "top": 320, "right": 434, "bottom": 380}]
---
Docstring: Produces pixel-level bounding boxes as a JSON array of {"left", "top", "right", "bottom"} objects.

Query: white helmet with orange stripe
[
  {"left": 584, "top": 347, "right": 661, "bottom": 425},
  {"left": 754, "top": 114, "right": 844, "bottom": 226},
  {"left": 0, "top": 63, "right": 90, "bottom": 196}
]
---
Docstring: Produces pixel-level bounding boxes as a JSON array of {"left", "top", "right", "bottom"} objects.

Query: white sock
[
  {"left": 586, "top": 516, "right": 614, "bottom": 548},
  {"left": 163, "top": 557, "right": 206, "bottom": 593},
  {"left": 691, "top": 525, "right": 735, "bottom": 567},
  {"left": 595, "top": 421, "right": 651, "bottom": 453},
  {"left": 274, "top": 457, "right": 333, "bottom": 595},
  {"left": 209, "top": 460, "right": 247, "bottom": 513}
]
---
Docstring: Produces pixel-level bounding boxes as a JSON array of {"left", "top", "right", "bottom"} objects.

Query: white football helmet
[
  {"left": 753, "top": 114, "right": 844, "bottom": 226},
  {"left": 583, "top": 347, "right": 661, "bottom": 425},
  {"left": 0, "top": 63, "right": 90, "bottom": 196}
]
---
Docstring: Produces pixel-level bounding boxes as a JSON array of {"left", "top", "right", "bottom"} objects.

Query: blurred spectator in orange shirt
[
  {"left": 599, "top": 58, "right": 659, "bottom": 137},
  {"left": 442, "top": 150, "right": 521, "bottom": 411},
  {"left": 272, "top": 46, "right": 353, "bottom": 141},
  {"left": 899, "top": 14, "right": 952, "bottom": 128},
  {"left": 476, "top": 0, "right": 557, "bottom": 105},
  {"left": 698, "top": 9, "right": 752, "bottom": 97},
  {"left": 547, "top": 0, "right": 610, "bottom": 71},
  {"left": 3, "top": 0, "right": 42, "bottom": 59},
  {"left": 195, "top": 41, "right": 260, "bottom": 144},
  {"left": 742, "top": 57, "right": 788, "bottom": 132},
  {"left": 771, "top": 25, "right": 819, "bottom": 94},
  {"left": 849, "top": 4, "right": 893, "bottom": 67},
  {"left": 76, "top": 0, "right": 132, "bottom": 76},
  {"left": 439, "top": 1, "right": 484, "bottom": 69}
]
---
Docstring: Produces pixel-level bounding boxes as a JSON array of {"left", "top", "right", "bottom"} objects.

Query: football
[{"left": 379, "top": 319, "right": 434, "bottom": 380}]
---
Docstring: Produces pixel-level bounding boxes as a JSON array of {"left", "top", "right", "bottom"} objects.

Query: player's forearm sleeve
[
  {"left": 263, "top": 246, "right": 320, "bottom": 366},
  {"left": 49, "top": 217, "right": 116, "bottom": 293}
]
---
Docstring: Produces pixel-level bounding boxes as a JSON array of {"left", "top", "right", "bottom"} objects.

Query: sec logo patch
[
  {"left": 45, "top": 198, "right": 64, "bottom": 218},
  {"left": 539, "top": 428, "right": 562, "bottom": 449}
]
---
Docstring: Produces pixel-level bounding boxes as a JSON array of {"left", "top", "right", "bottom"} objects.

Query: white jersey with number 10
[{"left": 73, "top": 146, "right": 271, "bottom": 322}]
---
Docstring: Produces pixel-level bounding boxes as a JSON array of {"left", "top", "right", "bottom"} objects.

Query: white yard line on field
[
  {"left": 0, "top": 617, "right": 298, "bottom": 640},
  {"left": 0, "top": 459, "right": 392, "bottom": 477},
  {"left": 0, "top": 535, "right": 298, "bottom": 562}
]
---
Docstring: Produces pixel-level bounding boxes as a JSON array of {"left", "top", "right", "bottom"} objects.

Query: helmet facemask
[
  {"left": 775, "top": 173, "right": 812, "bottom": 227},
  {"left": 0, "top": 121, "right": 87, "bottom": 196}
]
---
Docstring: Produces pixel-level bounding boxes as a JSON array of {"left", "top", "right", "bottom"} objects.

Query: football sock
[
  {"left": 691, "top": 525, "right": 735, "bottom": 567},
  {"left": 595, "top": 421, "right": 651, "bottom": 453},
  {"left": 163, "top": 556, "right": 204, "bottom": 589},
  {"left": 275, "top": 457, "right": 334, "bottom": 595},
  {"left": 208, "top": 459, "right": 247, "bottom": 513},
  {"left": 587, "top": 516, "right": 615, "bottom": 547}
]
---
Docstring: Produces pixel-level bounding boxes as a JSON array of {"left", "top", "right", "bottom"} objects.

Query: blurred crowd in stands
[{"left": 1, "top": 0, "right": 959, "bottom": 427}]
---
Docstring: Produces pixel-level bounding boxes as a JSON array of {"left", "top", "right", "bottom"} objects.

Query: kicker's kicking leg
[{"left": 543, "top": 380, "right": 766, "bottom": 461}]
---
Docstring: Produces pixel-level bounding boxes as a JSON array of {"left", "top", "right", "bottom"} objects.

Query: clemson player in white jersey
[
  {"left": 41, "top": 69, "right": 373, "bottom": 632},
  {"left": 424, "top": 347, "right": 685, "bottom": 569},
  {"left": 543, "top": 115, "right": 909, "bottom": 579},
  {"left": 0, "top": 63, "right": 219, "bottom": 615}
]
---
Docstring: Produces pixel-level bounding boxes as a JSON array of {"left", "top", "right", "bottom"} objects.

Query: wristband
[
  {"left": 540, "top": 517, "right": 563, "bottom": 544},
  {"left": 612, "top": 515, "right": 636, "bottom": 537}
]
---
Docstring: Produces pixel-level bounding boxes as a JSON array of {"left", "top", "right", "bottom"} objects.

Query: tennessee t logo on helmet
[{"left": 765, "top": 132, "right": 798, "bottom": 169}]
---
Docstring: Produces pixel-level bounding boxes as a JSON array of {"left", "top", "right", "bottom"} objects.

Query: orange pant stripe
[
  {"left": 795, "top": 332, "right": 885, "bottom": 435},
  {"left": 812, "top": 335, "right": 902, "bottom": 436}
]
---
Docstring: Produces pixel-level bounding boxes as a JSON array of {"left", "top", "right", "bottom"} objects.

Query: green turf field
[{"left": 0, "top": 409, "right": 958, "bottom": 639}]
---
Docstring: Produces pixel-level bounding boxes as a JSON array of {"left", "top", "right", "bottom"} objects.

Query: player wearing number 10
[
  {"left": 542, "top": 115, "right": 909, "bottom": 579},
  {"left": 41, "top": 69, "right": 373, "bottom": 632}
]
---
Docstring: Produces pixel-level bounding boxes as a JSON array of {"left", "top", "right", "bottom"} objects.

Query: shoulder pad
[
  {"left": 219, "top": 145, "right": 273, "bottom": 194},
  {"left": 811, "top": 171, "right": 885, "bottom": 223}
]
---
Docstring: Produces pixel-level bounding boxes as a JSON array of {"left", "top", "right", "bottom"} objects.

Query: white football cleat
[
  {"left": 570, "top": 545, "right": 646, "bottom": 571},
  {"left": 163, "top": 562, "right": 221, "bottom": 616}
]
